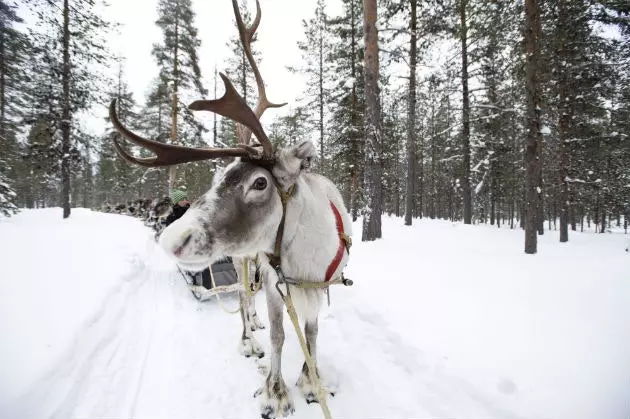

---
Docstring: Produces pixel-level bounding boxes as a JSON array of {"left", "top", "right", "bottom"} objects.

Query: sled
[{"left": 178, "top": 258, "right": 239, "bottom": 301}]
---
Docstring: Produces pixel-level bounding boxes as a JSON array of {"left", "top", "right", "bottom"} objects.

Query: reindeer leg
[
  {"left": 255, "top": 285, "right": 294, "bottom": 418},
  {"left": 249, "top": 292, "right": 266, "bottom": 330},
  {"left": 248, "top": 264, "right": 265, "bottom": 331},
  {"left": 239, "top": 291, "right": 264, "bottom": 358},
  {"left": 296, "top": 316, "right": 333, "bottom": 404},
  {"left": 234, "top": 258, "right": 263, "bottom": 358}
]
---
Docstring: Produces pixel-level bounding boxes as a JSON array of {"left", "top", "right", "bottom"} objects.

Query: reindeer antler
[
  {"left": 190, "top": 0, "right": 286, "bottom": 148},
  {"left": 188, "top": 73, "right": 274, "bottom": 156},
  {"left": 109, "top": 99, "right": 254, "bottom": 167},
  {"left": 232, "top": 0, "right": 287, "bottom": 143},
  {"left": 108, "top": 0, "right": 285, "bottom": 167}
]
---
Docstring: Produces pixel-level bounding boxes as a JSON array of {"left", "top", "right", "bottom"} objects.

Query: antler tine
[
  {"left": 232, "top": 0, "right": 287, "bottom": 145},
  {"left": 188, "top": 73, "right": 274, "bottom": 157},
  {"left": 109, "top": 99, "right": 252, "bottom": 167},
  {"left": 245, "top": 0, "right": 261, "bottom": 44}
]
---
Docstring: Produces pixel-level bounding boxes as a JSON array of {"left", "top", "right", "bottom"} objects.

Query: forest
[{"left": 0, "top": 0, "right": 628, "bottom": 253}]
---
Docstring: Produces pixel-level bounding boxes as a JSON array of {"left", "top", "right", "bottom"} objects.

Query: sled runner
[{"left": 178, "top": 257, "right": 239, "bottom": 301}]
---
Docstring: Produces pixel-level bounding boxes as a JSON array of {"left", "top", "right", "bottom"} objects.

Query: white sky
[{"left": 85, "top": 0, "right": 344, "bottom": 137}]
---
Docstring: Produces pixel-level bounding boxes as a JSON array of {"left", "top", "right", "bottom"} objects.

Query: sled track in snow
[
  {"left": 6, "top": 254, "right": 170, "bottom": 419},
  {"left": 341, "top": 306, "right": 522, "bottom": 419}
]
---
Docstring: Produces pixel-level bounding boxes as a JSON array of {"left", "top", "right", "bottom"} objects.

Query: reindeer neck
[{"left": 271, "top": 175, "right": 341, "bottom": 281}]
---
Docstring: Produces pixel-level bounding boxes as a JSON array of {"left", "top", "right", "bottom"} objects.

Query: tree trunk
[
  {"left": 524, "top": 0, "right": 543, "bottom": 253},
  {"left": 490, "top": 186, "right": 496, "bottom": 226},
  {"left": 362, "top": 0, "right": 382, "bottom": 241},
  {"left": 61, "top": 0, "right": 72, "bottom": 219},
  {"left": 558, "top": 0, "right": 570, "bottom": 243},
  {"left": 83, "top": 149, "right": 92, "bottom": 208},
  {"left": 459, "top": 0, "right": 472, "bottom": 224},
  {"left": 497, "top": 194, "right": 501, "bottom": 228},
  {"left": 404, "top": 0, "right": 417, "bottom": 226},
  {"left": 0, "top": 20, "right": 5, "bottom": 138},
  {"left": 537, "top": 174, "right": 544, "bottom": 234},
  {"left": 318, "top": 19, "right": 326, "bottom": 174},
  {"left": 570, "top": 199, "right": 577, "bottom": 231},
  {"left": 168, "top": 7, "right": 180, "bottom": 194},
  {"left": 510, "top": 195, "right": 515, "bottom": 229},
  {"left": 213, "top": 66, "right": 218, "bottom": 145},
  {"left": 350, "top": 0, "right": 360, "bottom": 222}
]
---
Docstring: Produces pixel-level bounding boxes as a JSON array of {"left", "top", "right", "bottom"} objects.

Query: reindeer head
[{"left": 109, "top": 0, "right": 315, "bottom": 271}]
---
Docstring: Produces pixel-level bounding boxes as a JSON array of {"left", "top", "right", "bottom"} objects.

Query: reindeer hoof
[
  {"left": 297, "top": 366, "right": 335, "bottom": 404},
  {"left": 240, "top": 337, "right": 264, "bottom": 358},
  {"left": 256, "top": 377, "right": 294, "bottom": 418},
  {"left": 252, "top": 315, "right": 266, "bottom": 331},
  {"left": 305, "top": 393, "right": 318, "bottom": 404}
]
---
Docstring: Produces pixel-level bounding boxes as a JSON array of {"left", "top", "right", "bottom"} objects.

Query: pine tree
[
  {"left": 25, "top": 0, "right": 112, "bottom": 218},
  {"left": 107, "top": 66, "right": 142, "bottom": 203},
  {"left": 268, "top": 106, "right": 309, "bottom": 149},
  {"left": 328, "top": 0, "right": 365, "bottom": 220},
  {"left": 405, "top": 0, "right": 418, "bottom": 225},
  {"left": 524, "top": 0, "right": 543, "bottom": 253},
  {"left": 469, "top": 1, "right": 523, "bottom": 229},
  {"left": 152, "top": 0, "right": 207, "bottom": 193},
  {"left": 0, "top": 0, "right": 29, "bottom": 216},
  {"left": 458, "top": 0, "right": 473, "bottom": 224},
  {"left": 540, "top": 0, "right": 614, "bottom": 240},
  {"left": 362, "top": 0, "right": 383, "bottom": 241},
  {"left": 290, "top": 0, "right": 332, "bottom": 174}
]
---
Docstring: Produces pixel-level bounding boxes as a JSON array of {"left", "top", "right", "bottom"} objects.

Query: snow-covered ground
[{"left": 0, "top": 208, "right": 628, "bottom": 419}]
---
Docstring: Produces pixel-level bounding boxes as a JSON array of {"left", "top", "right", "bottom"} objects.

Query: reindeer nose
[{"left": 173, "top": 231, "right": 193, "bottom": 257}]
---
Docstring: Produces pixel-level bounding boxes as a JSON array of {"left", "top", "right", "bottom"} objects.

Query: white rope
[
  {"left": 280, "top": 285, "right": 332, "bottom": 419},
  {"left": 186, "top": 258, "right": 262, "bottom": 314},
  {"left": 187, "top": 282, "right": 244, "bottom": 297},
  {"left": 208, "top": 265, "right": 241, "bottom": 314}
]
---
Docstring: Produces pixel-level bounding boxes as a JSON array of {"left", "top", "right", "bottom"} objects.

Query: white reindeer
[{"left": 108, "top": 2, "right": 351, "bottom": 417}]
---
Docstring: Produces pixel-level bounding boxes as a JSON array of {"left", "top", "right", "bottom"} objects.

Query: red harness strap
[{"left": 325, "top": 202, "right": 348, "bottom": 282}]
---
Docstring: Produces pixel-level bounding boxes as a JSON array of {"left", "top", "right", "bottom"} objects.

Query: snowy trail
[
  {"left": 8, "top": 258, "right": 518, "bottom": 418},
  {"left": 2, "top": 210, "right": 628, "bottom": 419},
  {"left": 4, "top": 235, "right": 518, "bottom": 418}
]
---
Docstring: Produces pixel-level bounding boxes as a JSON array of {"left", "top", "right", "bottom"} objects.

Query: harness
[
  {"left": 326, "top": 201, "right": 352, "bottom": 282},
  {"left": 265, "top": 178, "right": 353, "bottom": 288},
  {"left": 263, "top": 178, "right": 351, "bottom": 419},
  {"left": 190, "top": 174, "right": 351, "bottom": 419}
]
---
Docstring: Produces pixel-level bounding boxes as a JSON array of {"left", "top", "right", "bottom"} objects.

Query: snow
[
  {"left": 343, "top": 77, "right": 356, "bottom": 89},
  {"left": 541, "top": 126, "right": 551, "bottom": 135},
  {"left": 1, "top": 209, "right": 629, "bottom": 419}
]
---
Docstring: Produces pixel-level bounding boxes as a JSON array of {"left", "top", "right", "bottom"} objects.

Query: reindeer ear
[
  {"left": 273, "top": 140, "right": 316, "bottom": 188},
  {"left": 291, "top": 140, "right": 316, "bottom": 171}
]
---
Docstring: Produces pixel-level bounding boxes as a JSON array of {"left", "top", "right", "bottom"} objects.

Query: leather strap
[
  {"left": 325, "top": 202, "right": 350, "bottom": 282},
  {"left": 268, "top": 180, "right": 295, "bottom": 271}
]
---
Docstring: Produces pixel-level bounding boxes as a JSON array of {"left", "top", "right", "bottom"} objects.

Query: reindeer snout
[
  {"left": 173, "top": 232, "right": 193, "bottom": 257},
  {"left": 159, "top": 222, "right": 197, "bottom": 259}
]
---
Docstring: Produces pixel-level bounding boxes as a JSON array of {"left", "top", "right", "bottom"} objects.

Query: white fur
[
  {"left": 239, "top": 336, "right": 264, "bottom": 358},
  {"left": 159, "top": 140, "right": 351, "bottom": 418}
]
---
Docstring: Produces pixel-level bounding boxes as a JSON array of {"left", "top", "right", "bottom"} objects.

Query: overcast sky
[{"left": 80, "top": 0, "right": 344, "bottom": 137}]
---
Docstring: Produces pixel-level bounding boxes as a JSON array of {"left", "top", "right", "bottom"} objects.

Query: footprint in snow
[{"left": 497, "top": 378, "right": 517, "bottom": 395}]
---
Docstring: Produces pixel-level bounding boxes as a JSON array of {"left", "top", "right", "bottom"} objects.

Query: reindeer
[{"left": 108, "top": 1, "right": 351, "bottom": 417}]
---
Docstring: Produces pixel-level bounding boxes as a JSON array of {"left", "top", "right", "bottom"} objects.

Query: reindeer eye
[{"left": 252, "top": 177, "right": 267, "bottom": 190}]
